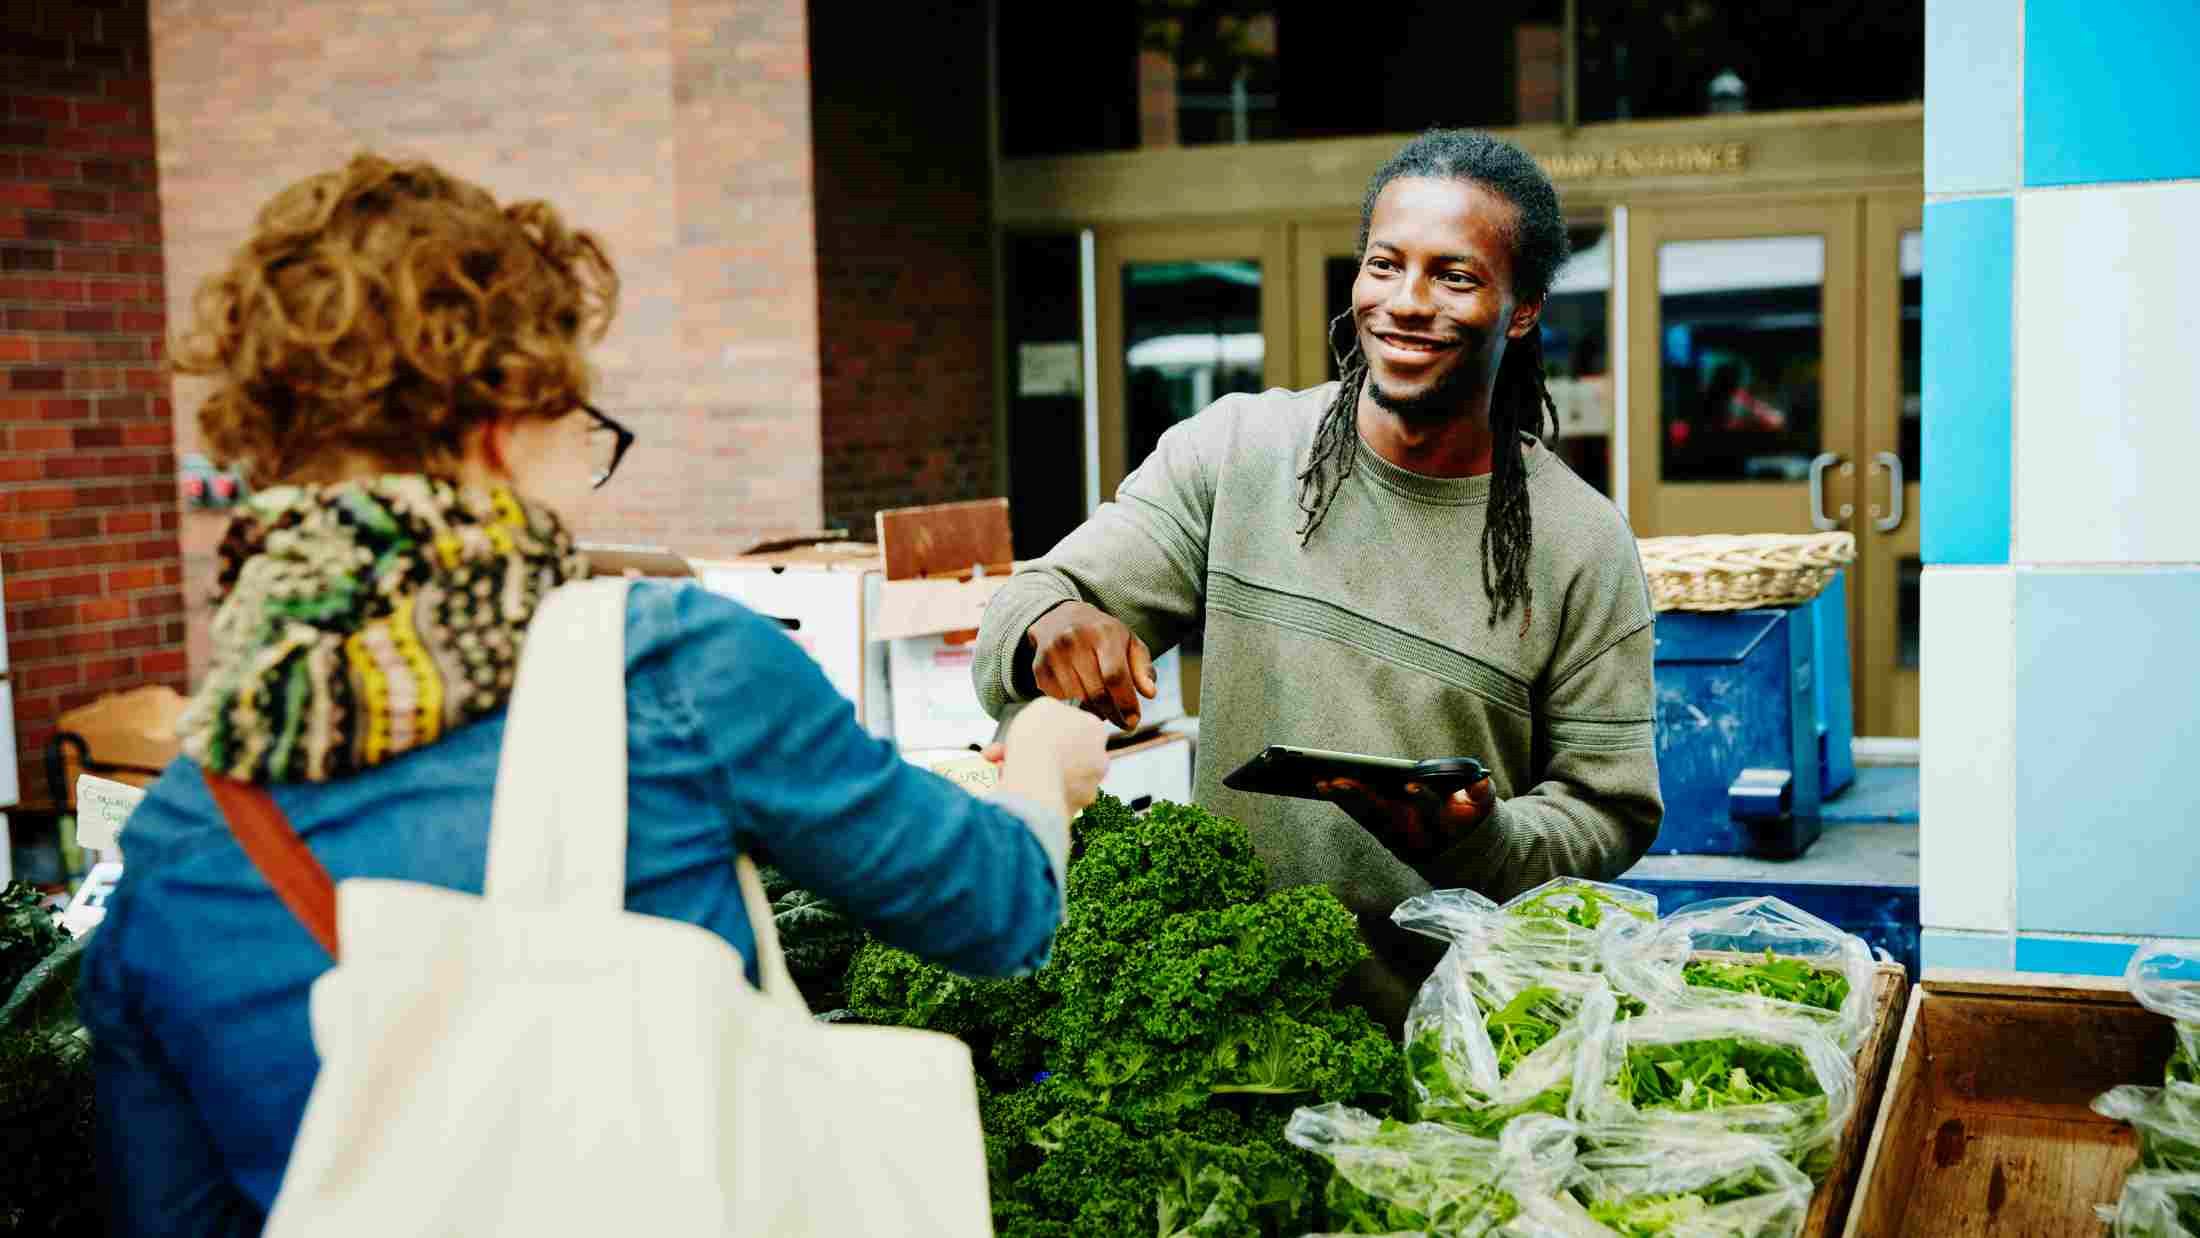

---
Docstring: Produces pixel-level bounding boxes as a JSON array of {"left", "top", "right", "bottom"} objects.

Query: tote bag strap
[{"left": 484, "top": 578, "right": 632, "bottom": 911}]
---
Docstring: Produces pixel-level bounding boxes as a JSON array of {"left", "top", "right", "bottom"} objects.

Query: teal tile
[
  {"left": 2027, "top": 0, "right": 2200, "bottom": 186},
  {"left": 2015, "top": 936, "right": 2139, "bottom": 978},
  {"left": 1922, "top": 199, "right": 2012, "bottom": 565}
]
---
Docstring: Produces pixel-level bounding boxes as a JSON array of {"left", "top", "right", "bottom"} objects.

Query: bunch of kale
[{"left": 843, "top": 794, "right": 1403, "bottom": 1237}]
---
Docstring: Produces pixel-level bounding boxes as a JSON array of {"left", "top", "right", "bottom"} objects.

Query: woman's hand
[
  {"left": 1314, "top": 776, "right": 1498, "bottom": 862},
  {"left": 995, "top": 698, "right": 1113, "bottom": 818}
]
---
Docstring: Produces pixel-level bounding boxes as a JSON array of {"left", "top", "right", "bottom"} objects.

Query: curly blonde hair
[{"left": 177, "top": 153, "right": 620, "bottom": 486}]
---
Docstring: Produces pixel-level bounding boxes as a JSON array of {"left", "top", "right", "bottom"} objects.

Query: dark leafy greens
[{"left": 1614, "top": 1037, "right": 1825, "bottom": 1114}]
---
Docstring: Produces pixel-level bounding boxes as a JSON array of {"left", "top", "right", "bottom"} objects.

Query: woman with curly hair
[{"left": 77, "top": 153, "right": 1109, "bottom": 1232}]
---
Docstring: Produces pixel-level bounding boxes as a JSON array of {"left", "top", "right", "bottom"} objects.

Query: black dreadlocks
[{"left": 1294, "top": 129, "right": 1570, "bottom": 630}]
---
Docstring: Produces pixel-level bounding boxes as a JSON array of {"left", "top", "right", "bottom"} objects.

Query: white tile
[
  {"left": 1919, "top": 568, "right": 2016, "bottom": 932},
  {"left": 2014, "top": 182, "right": 2200, "bottom": 563}
]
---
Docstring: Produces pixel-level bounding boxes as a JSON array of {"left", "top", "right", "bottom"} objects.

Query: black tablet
[{"left": 1222, "top": 745, "right": 1489, "bottom": 803}]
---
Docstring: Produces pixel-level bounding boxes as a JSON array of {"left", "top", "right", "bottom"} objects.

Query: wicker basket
[{"left": 1637, "top": 532, "right": 1856, "bottom": 613}]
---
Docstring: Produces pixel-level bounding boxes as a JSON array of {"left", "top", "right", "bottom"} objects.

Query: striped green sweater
[{"left": 974, "top": 383, "right": 1662, "bottom": 1028}]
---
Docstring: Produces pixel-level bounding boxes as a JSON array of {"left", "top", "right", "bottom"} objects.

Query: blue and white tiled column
[{"left": 1921, "top": 0, "right": 2200, "bottom": 977}]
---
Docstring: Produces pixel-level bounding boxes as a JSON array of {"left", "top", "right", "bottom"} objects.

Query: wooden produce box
[
  {"left": 1841, "top": 972, "right": 2179, "bottom": 1237},
  {"left": 1803, "top": 959, "right": 1912, "bottom": 1238}
]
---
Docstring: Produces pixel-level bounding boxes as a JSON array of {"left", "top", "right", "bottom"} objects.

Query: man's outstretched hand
[{"left": 1025, "top": 601, "right": 1157, "bottom": 730}]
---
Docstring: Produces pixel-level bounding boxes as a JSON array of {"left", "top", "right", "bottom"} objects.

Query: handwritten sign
[
  {"left": 924, "top": 754, "right": 1002, "bottom": 794},
  {"left": 76, "top": 774, "right": 146, "bottom": 853}
]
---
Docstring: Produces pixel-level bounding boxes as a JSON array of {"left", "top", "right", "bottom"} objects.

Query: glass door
[
  {"left": 1095, "top": 225, "right": 1292, "bottom": 498},
  {"left": 1860, "top": 194, "right": 1923, "bottom": 737},
  {"left": 1625, "top": 200, "right": 1864, "bottom": 540}
]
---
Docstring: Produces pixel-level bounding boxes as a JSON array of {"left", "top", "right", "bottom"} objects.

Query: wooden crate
[
  {"left": 1841, "top": 972, "right": 2180, "bottom": 1237},
  {"left": 1802, "top": 960, "right": 1912, "bottom": 1238}
]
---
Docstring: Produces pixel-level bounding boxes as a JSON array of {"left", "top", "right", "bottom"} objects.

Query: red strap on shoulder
[{"left": 202, "top": 771, "right": 340, "bottom": 960}]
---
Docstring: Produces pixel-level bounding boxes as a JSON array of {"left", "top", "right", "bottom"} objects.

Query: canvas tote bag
[{"left": 204, "top": 578, "right": 994, "bottom": 1236}]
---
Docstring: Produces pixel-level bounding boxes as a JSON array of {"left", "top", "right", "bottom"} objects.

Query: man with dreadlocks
[{"left": 974, "top": 129, "right": 1661, "bottom": 1026}]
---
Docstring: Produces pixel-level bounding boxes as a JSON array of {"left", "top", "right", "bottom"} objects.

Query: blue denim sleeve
[
  {"left": 79, "top": 902, "right": 265, "bottom": 1237},
  {"left": 646, "top": 582, "right": 1065, "bottom": 977}
]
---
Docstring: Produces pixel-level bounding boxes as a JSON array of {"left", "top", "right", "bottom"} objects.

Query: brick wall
[
  {"left": 2, "top": 0, "right": 183, "bottom": 809},
  {"left": 151, "top": 0, "right": 825, "bottom": 675},
  {"left": 809, "top": 0, "right": 997, "bottom": 537}
]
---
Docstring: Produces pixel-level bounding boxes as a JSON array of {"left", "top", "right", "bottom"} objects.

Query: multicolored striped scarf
[{"left": 179, "top": 476, "right": 586, "bottom": 784}]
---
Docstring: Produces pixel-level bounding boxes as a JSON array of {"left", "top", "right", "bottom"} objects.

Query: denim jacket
[{"left": 77, "top": 580, "right": 1067, "bottom": 1236}]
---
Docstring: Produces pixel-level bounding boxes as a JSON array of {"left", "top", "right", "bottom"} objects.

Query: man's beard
[{"left": 1364, "top": 352, "right": 1480, "bottom": 425}]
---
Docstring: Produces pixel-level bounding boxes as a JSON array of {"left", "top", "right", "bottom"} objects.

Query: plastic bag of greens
[
  {"left": 1565, "top": 1126, "right": 1815, "bottom": 1238},
  {"left": 1572, "top": 1009, "right": 1856, "bottom": 1178},
  {"left": 2097, "top": 1086, "right": 2200, "bottom": 1178},
  {"left": 1403, "top": 958, "right": 1622, "bottom": 1137},
  {"left": 1396, "top": 880, "right": 1660, "bottom": 974},
  {"left": 2096, "top": 1172, "right": 2200, "bottom": 1238},
  {"left": 1285, "top": 1105, "right": 1577, "bottom": 1237},
  {"left": 2128, "top": 942, "right": 2200, "bottom": 1089},
  {"left": 1609, "top": 897, "right": 1878, "bottom": 1053}
]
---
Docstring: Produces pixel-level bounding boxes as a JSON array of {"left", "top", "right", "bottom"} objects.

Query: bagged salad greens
[
  {"left": 1564, "top": 1127, "right": 1814, "bottom": 1238},
  {"left": 2128, "top": 942, "right": 2200, "bottom": 1090},
  {"left": 1394, "top": 880, "right": 1659, "bottom": 976},
  {"left": 1571, "top": 1009, "right": 1855, "bottom": 1178},
  {"left": 2096, "top": 1172, "right": 2200, "bottom": 1238},
  {"left": 1284, "top": 1105, "right": 1577, "bottom": 1237},
  {"left": 1608, "top": 898, "right": 1877, "bottom": 1054}
]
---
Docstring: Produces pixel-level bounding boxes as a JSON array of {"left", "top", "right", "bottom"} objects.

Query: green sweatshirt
[{"left": 974, "top": 383, "right": 1662, "bottom": 1027}]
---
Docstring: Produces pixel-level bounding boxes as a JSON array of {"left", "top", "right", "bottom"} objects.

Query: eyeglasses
[{"left": 581, "top": 404, "right": 634, "bottom": 489}]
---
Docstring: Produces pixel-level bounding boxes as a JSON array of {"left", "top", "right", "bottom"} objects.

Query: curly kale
[{"left": 841, "top": 794, "right": 1402, "bottom": 1237}]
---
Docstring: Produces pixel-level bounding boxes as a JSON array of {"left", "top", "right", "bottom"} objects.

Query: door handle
[
  {"left": 1808, "top": 452, "right": 1847, "bottom": 531},
  {"left": 1872, "top": 451, "right": 1906, "bottom": 533}
]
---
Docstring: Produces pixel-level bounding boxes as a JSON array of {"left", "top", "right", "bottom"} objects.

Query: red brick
[
  {"left": 15, "top": 603, "right": 74, "bottom": 631},
  {"left": 95, "top": 337, "right": 147, "bottom": 360},
  {"left": 12, "top": 425, "right": 69, "bottom": 450},
  {"left": 2, "top": 246, "right": 56, "bottom": 272},
  {"left": 158, "top": 506, "right": 176, "bottom": 531},
  {"left": 0, "top": 124, "right": 46, "bottom": 148},
  {"left": 120, "top": 423, "right": 168, "bottom": 447},
  {"left": 161, "top": 619, "right": 185, "bottom": 643},
  {"left": 24, "top": 214, "right": 80, "bottom": 243},
  {"left": 7, "top": 96, "right": 71, "bottom": 125},
  {"left": 20, "top": 663, "right": 79, "bottom": 692},
  {"left": 0, "top": 455, "right": 37, "bottom": 481},
  {"left": 110, "top": 623, "right": 158, "bottom": 650},
  {"left": 79, "top": 597, "right": 131, "bottom": 623},
  {"left": 141, "top": 648, "right": 187, "bottom": 676},
  {"left": 34, "top": 336, "right": 92, "bottom": 361},
  {"left": 80, "top": 655, "right": 137, "bottom": 684},
  {"left": 0, "top": 212, "right": 20, "bottom": 240},
  {"left": 102, "top": 77, "right": 150, "bottom": 106},
  {"left": 96, "top": 394, "right": 147, "bottom": 419},
  {"left": 82, "top": 219, "right": 134, "bottom": 245},
  {"left": 0, "top": 154, "right": 14, "bottom": 179},
  {"left": 0, "top": 333, "right": 29, "bottom": 360},
  {"left": 98, "top": 134, "right": 154, "bottom": 159},
  {"left": 6, "top": 634, "right": 59, "bottom": 662},
  {"left": 102, "top": 509, "right": 152, "bottom": 534},
  {"left": 38, "top": 396, "right": 89, "bottom": 419},
  {"left": 40, "top": 452, "right": 104, "bottom": 479},
  {"left": 64, "top": 308, "right": 113, "bottom": 332},
  {"left": 17, "top": 153, "right": 78, "bottom": 181},
  {"left": 0, "top": 181, "right": 55, "bottom": 209},
  {"left": 8, "top": 366, "right": 64, "bottom": 390},
  {"left": 4, "top": 307, "right": 62, "bottom": 330},
  {"left": 46, "top": 571, "right": 103, "bottom": 598},
  {"left": 0, "top": 515, "right": 45, "bottom": 541},
  {"left": 49, "top": 514, "right": 99, "bottom": 537},
  {"left": 58, "top": 248, "right": 111, "bottom": 273},
  {"left": 106, "top": 565, "right": 159, "bottom": 592},
  {"left": 52, "top": 187, "right": 106, "bottom": 213},
  {"left": 62, "top": 628, "right": 113, "bottom": 655},
  {"left": 133, "top": 593, "right": 180, "bottom": 618},
  {"left": 74, "top": 100, "right": 132, "bottom": 128},
  {"left": 78, "top": 159, "right": 131, "bottom": 185},
  {"left": 116, "top": 308, "right": 159, "bottom": 331}
]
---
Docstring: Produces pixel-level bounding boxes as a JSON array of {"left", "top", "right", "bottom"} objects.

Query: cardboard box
[
  {"left": 696, "top": 544, "right": 894, "bottom": 738},
  {"left": 1100, "top": 731, "right": 1192, "bottom": 810},
  {"left": 697, "top": 544, "right": 1186, "bottom": 752}
]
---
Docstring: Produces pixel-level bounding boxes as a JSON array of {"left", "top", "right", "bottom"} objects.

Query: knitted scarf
[{"left": 179, "top": 476, "right": 587, "bottom": 784}]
